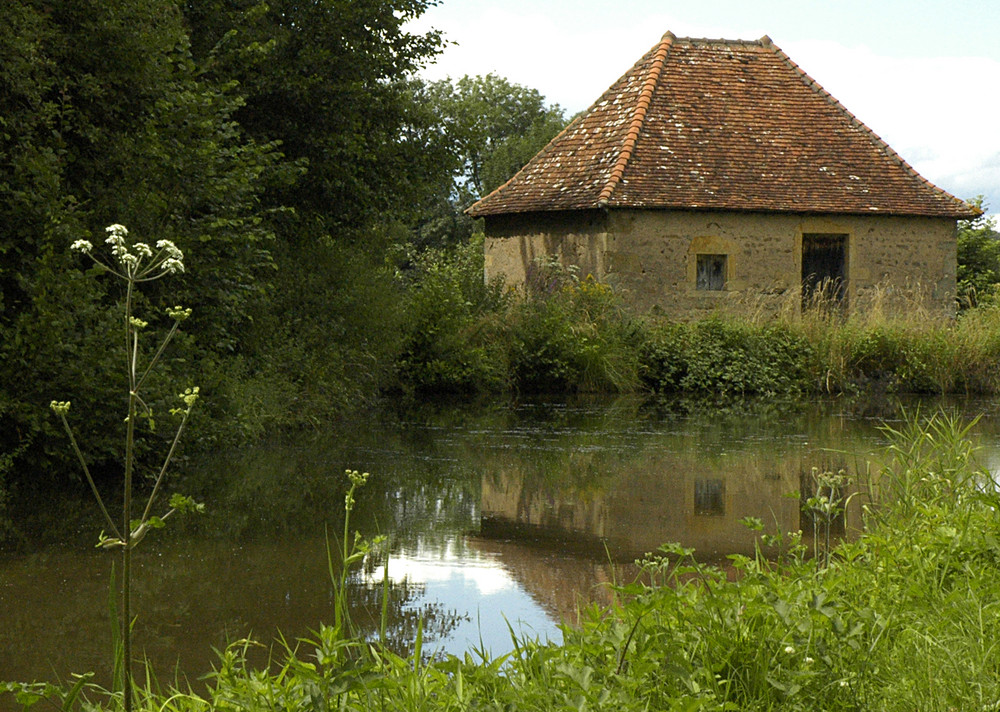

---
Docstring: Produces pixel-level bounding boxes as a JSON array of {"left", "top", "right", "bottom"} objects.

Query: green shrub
[
  {"left": 637, "top": 321, "right": 689, "bottom": 392},
  {"left": 215, "top": 238, "right": 409, "bottom": 438},
  {"left": 509, "top": 274, "right": 640, "bottom": 393},
  {"left": 683, "top": 318, "right": 811, "bottom": 395},
  {"left": 957, "top": 201, "right": 1000, "bottom": 309},
  {"left": 393, "top": 236, "right": 509, "bottom": 394},
  {"left": 637, "top": 317, "right": 811, "bottom": 396}
]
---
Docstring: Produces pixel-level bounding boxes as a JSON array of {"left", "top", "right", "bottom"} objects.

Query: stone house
[{"left": 467, "top": 32, "right": 979, "bottom": 317}]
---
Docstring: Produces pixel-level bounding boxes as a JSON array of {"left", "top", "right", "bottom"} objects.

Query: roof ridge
[
  {"left": 761, "top": 36, "right": 974, "bottom": 214},
  {"left": 674, "top": 35, "right": 765, "bottom": 45},
  {"left": 596, "top": 31, "right": 675, "bottom": 207}
]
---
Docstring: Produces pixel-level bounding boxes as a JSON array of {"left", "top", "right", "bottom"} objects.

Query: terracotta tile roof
[{"left": 468, "top": 33, "right": 978, "bottom": 219}]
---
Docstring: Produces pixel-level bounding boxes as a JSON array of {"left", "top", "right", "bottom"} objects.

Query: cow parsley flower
[
  {"left": 70, "top": 239, "right": 93, "bottom": 254},
  {"left": 156, "top": 240, "right": 183, "bottom": 259},
  {"left": 49, "top": 400, "right": 71, "bottom": 415},
  {"left": 106, "top": 224, "right": 128, "bottom": 239},
  {"left": 166, "top": 306, "right": 192, "bottom": 321},
  {"left": 161, "top": 257, "right": 185, "bottom": 274},
  {"left": 179, "top": 386, "right": 199, "bottom": 408},
  {"left": 105, "top": 224, "right": 129, "bottom": 258}
]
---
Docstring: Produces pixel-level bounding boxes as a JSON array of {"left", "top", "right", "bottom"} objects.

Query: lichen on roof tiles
[{"left": 468, "top": 32, "right": 977, "bottom": 219}]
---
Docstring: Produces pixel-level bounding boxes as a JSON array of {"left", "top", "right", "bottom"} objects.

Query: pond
[{"left": 2, "top": 395, "right": 999, "bottom": 694}]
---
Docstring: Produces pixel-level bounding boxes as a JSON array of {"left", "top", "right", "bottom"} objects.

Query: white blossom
[
  {"left": 106, "top": 235, "right": 127, "bottom": 256},
  {"left": 166, "top": 306, "right": 192, "bottom": 321},
  {"left": 106, "top": 224, "right": 128, "bottom": 239},
  {"left": 156, "top": 240, "right": 183, "bottom": 260},
  {"left": 70, "top": 239, "right": 93, "bottom": 254},
  {"left": 161, "top": 257, "right": 185, "bottom": 274},
  {"left": 49, "top": 400, "right": 71, "bottom": 415},
  {"left": 133, "top": 242, "right": 153, "bottom": 258}
]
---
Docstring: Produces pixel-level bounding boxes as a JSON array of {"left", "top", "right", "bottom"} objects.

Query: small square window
[
  {"left": 696, "top": 254, "right": 727, "bottom": 291},
  {"left": 694, "top": 478, "right": 726, "bottom": 516}
]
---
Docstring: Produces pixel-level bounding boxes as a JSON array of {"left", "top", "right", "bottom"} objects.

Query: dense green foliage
[
  {"left": 0, "top": 0, "right": 288, "bottom": 502},
  {"left": 0, "top": 0, "right": 575, "bottom": 525},
  {"left": 0, "top": 0, "right": 428, "bottom": 513},
  {"left": 957, "top": 198, "right": 1000, "bottom": 308},
  {"left": 406, "top": 74, "right": 568, "bottom": 249},
  {"left": 640, "top": 318, "right": 812, "bottom": 396},
  {"left": 6, "top": 412, "right": 1000, "bottom": 710},
  {"left": 392, "top": 237, "right": 510, "bottom": 394},
  {"left": 386, "top": 248, "right": 1000, "bottom": 399}
]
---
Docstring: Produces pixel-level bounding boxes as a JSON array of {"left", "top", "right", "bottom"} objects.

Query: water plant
[{"left": 47, "top": 224, "right": 203, "bottom": 712}]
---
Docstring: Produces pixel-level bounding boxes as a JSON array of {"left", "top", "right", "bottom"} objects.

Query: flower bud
[{"left": 49, "top": 400, "right": 71, "bottom": 415}]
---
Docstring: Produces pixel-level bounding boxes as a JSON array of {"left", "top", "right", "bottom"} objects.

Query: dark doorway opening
[{"left": 801, "top": 233, "right": 847, "bottom": 309}]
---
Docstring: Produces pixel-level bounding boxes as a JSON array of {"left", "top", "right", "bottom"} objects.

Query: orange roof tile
[{"left": 468, "top": 33, "right": 978, "bottom": 219}]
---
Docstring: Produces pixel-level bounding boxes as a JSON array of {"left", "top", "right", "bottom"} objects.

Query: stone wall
[{"left": 483, "top": 209, "right": 957, "bottom": 317}]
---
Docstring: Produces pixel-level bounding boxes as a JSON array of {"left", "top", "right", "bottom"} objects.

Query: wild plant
[
  {"left": 511, "top": 264, "right": 641, "bottom": 393},
  {"left": 48, "top": 224, "right": 203, "bottom": 712},
  {"left": 328, "top": 469, "right": 387, "bottom": 639},
  {"left": 802, "top": 467, "right": 855, "bottom": 568}
]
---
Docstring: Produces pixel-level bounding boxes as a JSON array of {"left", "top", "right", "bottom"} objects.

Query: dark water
[{"left": 2, "top": 395, "right": 999, "bottom": 693}]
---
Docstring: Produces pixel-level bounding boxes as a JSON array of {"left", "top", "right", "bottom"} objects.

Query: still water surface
[{"left": 2, "top": 396, "right": 999, "bottom": 690}]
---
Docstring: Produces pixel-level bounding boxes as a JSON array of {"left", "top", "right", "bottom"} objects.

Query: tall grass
[
  {"left": 638, "top": 282, "right": 1000, "bottom": 397},
  {"left": 388, "top": 248, "right": 1000, "bottom": 397}
]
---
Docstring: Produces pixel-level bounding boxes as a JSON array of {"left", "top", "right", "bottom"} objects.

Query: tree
[
  {"left": 431, "top": 74, "right": 567, "bottom": 199},
  {"left": 406, "top": 74, "right": 568, "bottom": 249},
  {"left": 0, "top": 0, "right": 284, "bottom": 491},
  {"left": 182, "top": 0, "right": 448, "bottom": 239},
  {"left": 957, "top": 197, "right": 1000, "bottom": 308}
]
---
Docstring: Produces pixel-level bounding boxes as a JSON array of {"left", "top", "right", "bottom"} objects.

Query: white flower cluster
[
  {"left": 105, "top": 224, "right": 131, "bottom": 262},
  {"left": 71, "top": 224, "right": 187, "bottom": 280},
  {"left": 180, "top": 386, "right": 200, "bottom": 408},
  {"left": 156, "top": 240, "right": 185, "bottom": 274},
  {"left": 166, "top": 305, "right": 192, "bottom": 321},
  {"left": 49, "top": 400, "right": 71, "bottom": 416}
]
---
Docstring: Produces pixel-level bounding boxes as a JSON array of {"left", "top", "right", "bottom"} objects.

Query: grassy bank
[
  {"left": 392, "top": 244, "right": 1000, "bottom": 398},
  {"left": 5, "top": 411, "right": 999, "bottom": 711}
]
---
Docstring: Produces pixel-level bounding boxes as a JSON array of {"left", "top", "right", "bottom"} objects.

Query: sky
[{"left": 408, "top": 0, "right": 1000, "bottom": 216}]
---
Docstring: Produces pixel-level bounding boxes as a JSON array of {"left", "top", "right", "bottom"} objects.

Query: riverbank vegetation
[
  {"left": 5, "top": 411, "right": 1000, "bottom": 710},
  {"left": 388, "top": 233, "right": 1000, "bottom": 399},
  {"left": 2, "top": 1, "right": 1000, "bottom": 542}
]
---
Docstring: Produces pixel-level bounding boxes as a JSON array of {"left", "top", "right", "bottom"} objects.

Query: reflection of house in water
[
  {"left": 465, "top": 536, "right": 630, "bottom": 627},
  {"left": 479, "top": 448, "right": 862, "bottom": 563}
]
